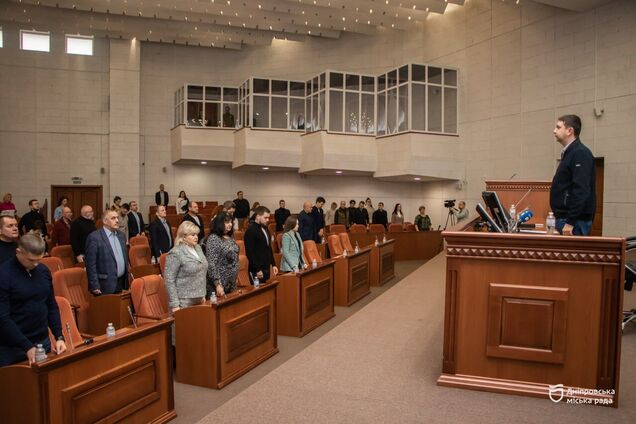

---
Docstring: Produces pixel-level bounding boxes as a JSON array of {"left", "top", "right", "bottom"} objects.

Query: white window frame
[
  {"left": 20, "top": 30, "right": 50, "bottom": 52},
  {"left": 0, "top": 27, "right": 4, "bottom": 49},
  {"left": 66, "top": 34, "right": 93, "bottom": 56}
]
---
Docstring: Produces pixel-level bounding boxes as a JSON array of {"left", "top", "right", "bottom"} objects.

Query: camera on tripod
[{"left": 444, "top": 199, "right": 456, "bottom": 209}]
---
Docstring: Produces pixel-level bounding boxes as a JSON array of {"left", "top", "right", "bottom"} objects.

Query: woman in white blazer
[{"left": 280, "top": 216, "right": 308, "bottom": 273}]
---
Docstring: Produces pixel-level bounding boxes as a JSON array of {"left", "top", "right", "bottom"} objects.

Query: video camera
[{"left": 444, "top": 199, "right": 456, "bottom": 209}]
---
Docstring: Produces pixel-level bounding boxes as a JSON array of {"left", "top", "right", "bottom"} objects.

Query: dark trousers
[
  {"left": 0, "top": 336, "right": 51, "bottom": 367},
  {"left": 250, "top": 269, "right": 270, "bottom": 284}
]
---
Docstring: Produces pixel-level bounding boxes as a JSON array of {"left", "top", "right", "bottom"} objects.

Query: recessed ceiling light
[
  {"left": 201, "top": 161, "right": 208, "bottom": 165},
  {"left": 336, "top": 170, "right": 343, "bottom": 174},
  {"left": 262, "top": 167, "right": 269, "bottom": 170},
  {"left": 414, "top": 177, "right": 421, "bottom": 181}
]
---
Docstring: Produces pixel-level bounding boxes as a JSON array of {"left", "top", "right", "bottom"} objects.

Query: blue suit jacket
[{"left": 85, "top": 229, "right": 129, "bottom": 294}]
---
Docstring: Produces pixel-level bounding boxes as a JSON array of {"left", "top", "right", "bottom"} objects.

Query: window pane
[
  {"left": 399, "top": 85, "right": 408, "bottom": 132},
  {"left": 204, "top": 103, "right": 220, "bottom": 127},
  {"left": 444, "top": 69, "right": 457, "bottom": 86},
  {"left": 0, "top": 29, "right": 3, "bottom": 48},
  {"left": 387, "top": 70, "right": 397, "bottom": 88},
  {"left": 253, "top": 96, "right": 269, "bottom": 128},
  {"left": 412, "top": 65, "right": 426, "bottom": 82},
  {"left": 377, "top": 92, "right": 386, "bottom": 135},
  {"left": 187, "top": 102, "right": 204, "bottom": 126},
  {"left": 66, "top": 36, "right": 93, "bottom": 55},
  {"left": 313, "top": 76, "right": 319, "bottom": 93},
  {"left": 290, "top": 98, "right": 305, "bottom": 130},
  {"left": 306, "top": 80, "right": 311, "bottom": 97},
  {"left": 311, "top": 94, "right": 318, "bottom": 131},
  {"left": 318, "top": 92, "right": 325, "bottom": 130},
  {"left": 428, "top": 86, "right": 442, "bottom": 132},
  {"left": 330, "top": 72, "right": 343, "bottom": 89},
  {"left": 378, "top": 74, "right": 386, "bottom": 92},
  {"left": 361, "top": 93, "right": 375, "bottom": 134},
  {"left": 444, "top": 87, "right": 457, "bottom": 133},
  {"left": 329, "top": 90, "right": 343, "bottom": 132},
  {"left": 429, "top": 67, "right": 442, "bottom": 84},
  {"left": 362, "top": 76, "right": 374, "bottom": 92},
  {"left": 223, "top": 87, "right": 238, "bottom": 102},
  {"left": 205, "top": 86, "right": 221, "bottom": 101},
  {"left": 346, "top": 74, "right": 360, "bottom": 91},
  {"left": 21, "top": 31, "right": 50, "bottom": 52},
  {"left": 412, "top": 84, "right": 426, "bottom": 131},
  {"left": 290, "top": 81, "right": 305, "bottom": 97},
  {"left": 271, "top": 97, "right": 287, "bottom": 129},
  {"left": 188, "top": 85, "right": 203, "bottom": 100},
  {"left": 399, "top": 65, "right": 409, "bottom": 84},
  {"left": 222, "top": 103, "right": 237, "bottom": 127},
  {"left": 253, "top": 79, "right": 269, "bottom": 94},
  {"left": 271, "top": 80, "right": 288, "bottom": 96},
  {"left": 387, "top": 88, "right": 397, "bottom": 134},
  {"left": 345, "top": 91, "right": 359, "bottom": 133},
  {"left": 320, "top": 73, "right": 326, "bottom": 90}
]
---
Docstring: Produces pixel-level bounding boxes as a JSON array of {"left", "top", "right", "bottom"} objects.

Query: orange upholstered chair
[
  {"left": 268, "top": 223, "right": 277, "bottom": 235},
  {"left": 159, "top": 253, "right": 168, "bottom": 275},
  {"left": 171, "top": 226, "right": 177, "bottom": 240},
  {"left": 349, "top": 224, "right": 366, "bottom": 233},
  {"left": 52, "top": 268, "right": 91, "bottom": 333},
  {"left": 130, "top": 275, "right": 169, "bottom": 323},
  {"left": 129, "top": 244, "right": 152, "bottom": 268},
  {"left": 388, "top": 224, "right": 403, "bottom": 233},
  {"left": 50, "top": 245, "right": 75, "bottom": 269},
  {"left": 41, "top": 256, "right": 64, "bottom": 276},
  {"left": 327, "top": 234, "right": 344, "bottom": 256},
  {"left": 329, "top": 224, "right": 346, "bottom": 234},
  {"left": 276, "top": 233, "right": 284, "bottom": 247},
  {"left": 129, "top": 235, "right": 150, "bottom": 247},
  {"left": 303, "top": 240, "right": 322, "bottom": 265},
  {"left": 237, "top": 255, "right": 250, "bottom": 287},
  {"left": 49, "top": 296, "right": 83, "bottom": 349},
  {"left": 405, "top": 223, "right": 416, "bottom": 232},
  {"left": 339, "top": 233, "right": 354, "bottom": 252},
  {"left": 368, "top": 224, "right": 385, "bottom": 233},
  {"left": 236, "top": 240, "right": 246, "bottom": 255},
  {"left": 234, "top": 230, "right": 244, "bottom": 241},
  {"left": 130, "top": 264, "right": 161, "bottom": 279}
]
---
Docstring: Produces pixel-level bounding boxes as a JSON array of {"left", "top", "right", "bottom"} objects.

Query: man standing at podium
[{"left": 550, "top": 114, "right": 595, "bottom": 236}]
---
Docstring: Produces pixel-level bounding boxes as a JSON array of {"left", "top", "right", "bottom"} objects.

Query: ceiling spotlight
[
  {"left": 414, "top": 177, "right": 421, "bottom": 181},
  {"left": 201, "top": 161, "right": 208, "bottom": 165},
  {"left": 336, "top": 170, "right": 343, "bottom": 174},
  {"left": 262, "top": 167, "right": 270, "bottom": 170}
]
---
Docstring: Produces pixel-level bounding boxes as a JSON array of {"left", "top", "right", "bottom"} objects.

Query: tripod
[{"left": 443, "top": 208, "right": 456, "bottom": 230}]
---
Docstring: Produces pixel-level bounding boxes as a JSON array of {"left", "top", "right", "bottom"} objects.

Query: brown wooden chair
[
  {"left": 129, "top": 244, "right": 152, "bottom": 268},
  {"left": 329, "top": 224, "right": 346, "bottom": 234},
  {"left": 236, "top": 240, "right": 246, "bottom": 255},
  {"left": 50, "top": 245, "right": 75, "bottom": 269},
  {"left": 237, "top": 255, "right": 250, "bottom": 287},
  {"left": 130, "top": 274, "right": 170, "bottom": 323},
  {"left": 159, "top": 253, "right": 168, "bottom": 275},
  {"left": 41, "top": 256, "right": 64, "bottom": 276},
  {"left": 303, "top": 240, "right": 322, "bottom": 265},
  {"left": 234, "top": 230, "right": 244, "bottom": 240},
  {"left": 338, "top": 233, "right": 355, "bottom": 252},
  {"left": 327, "top": 234, "right": 344, "bottom": 256},
  {"left": 276, "top": 232, "right": 284, "bottom": 248},
  {"left": 368, "top": 224, "right": 385, "bottom": 233},
  {"left": 129, "top": 235, "right": 150, "bottom": 247},
  {"left": 268, "top": 223, "right": 277, "bottom": 235},
  {"left": 349, "top": 224, "right": 366, "bottom": 233},
  {"left": 49, "top": 296, "right": 83, "bottom": 349},
  {"left": 388, "top": 223, "right": 403, "bottom": 233},
  {"left": 52, "top": 268, "right": 91, "bottom": 334}
]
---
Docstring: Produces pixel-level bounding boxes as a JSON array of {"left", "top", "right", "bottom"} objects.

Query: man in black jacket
[
  {"left": 149, "top": 205, "right": 173, "bottom": 258},
  {"left": 274, "top": 200, "right": 290, "bottom": 232},
  {"left": 155, "top": 184, "right": 169, "bottom": 206},
  {"left": 347, "top": 200, "right": 358, "bottom": 228},
  {"left": 372, "top": 202, "right": 389, "bottom": 228},
  {"left": 244, "top": 206, "right": 278, "bottom": 283},
  {"left": 70, "top": 205, "right": 95, "bottom": 263},
  {"left": 233, "top": 191, "right": 250, "bottom": 228},
  {"left": 550, "top": 115, "right": 595, "bottom": 236},
  {"left": 182, "top": 201, "right": 205, "bottom": 244},
  {"left": 127, "top": 201, "right": 145, "bottom": 238},
  {"left": 18, "top": 199, "right": 47, "bottom": 237}
]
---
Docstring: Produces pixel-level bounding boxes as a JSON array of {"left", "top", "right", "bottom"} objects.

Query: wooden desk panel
[
  {"left": 369, "top": 240, "right": 396, "bottom": 286},
  {"left": 332, "top": 248, "right": 371, "bottom": 306},
  {"left": 87, "top": 292, "right": 133, "bottom": 336},
  {"left": 345, "top": 232, "right": 442, "bottom": 261},
  {"left": 175, "top": 282, "right": 279, "bottom": 389},
  {"left": 276, "top": 261, "right": 335, "bottom": 337},
  {"left": 0, "top": 320, "right": 175, "bottom": 424},
  {"left": 438, "top": 230, "right": 624, "bottom": 406}
]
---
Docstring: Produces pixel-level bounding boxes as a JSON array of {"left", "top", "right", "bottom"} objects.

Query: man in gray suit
[{"left": 85, "top": 210, "right": 129, "bottom": 295}]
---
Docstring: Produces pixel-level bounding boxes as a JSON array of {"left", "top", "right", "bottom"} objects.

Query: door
[
  {"left": 50, "top": 185, "right": 103, "bottom": 222},
  {"left": 591, "top": 158, "right": 604, "bottom": 236}
]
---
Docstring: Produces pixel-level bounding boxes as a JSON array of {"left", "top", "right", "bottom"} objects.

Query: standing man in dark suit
[
  {"left": 244, "top": 206, "right": 278, "bottom": 283},
  {"left": 233, "top": 191, "right": 250, "bottom": 229},
  {"left": 298, "top": 201, "right": 316, "bottom": 242},
  {"left": 127, "top": 201, "right": 145, "bottom": 238},
  {"left": 70, "top": 205, "right": 95, "bottom": 263},
  {"left": 311, "top": 196, "right": 326, "bottom": 242},
  {"left": 85, "top": 210, "right": 129, "bottom": 295},
  {"left": 347, "top": 200, "right": 358, "bottom": 229},
  {"left": 149, "top": 205, "right": 173, "bottom": 259},
  {"left": 155, "top": 184, "right": 170, "bottom": 206},
  {"left": 182, "top": 201, "right": 205, "bottom": 244},
  {"left": 372, "top": 202, "right": 389, "bottom": 228},
  {"left": 550, "top": 114, "right": 596, "bottom": 236},
  {"left": 274, "top": 200, "right": 291, "bottom": 232},
  {"left": 18, "top": 199, "right": 47, "bottom": 238}
]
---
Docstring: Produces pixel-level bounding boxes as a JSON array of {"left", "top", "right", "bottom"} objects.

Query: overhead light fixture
[
  {"left": 413, "top": 177, "right": 421, "bottom": 181},
  {"left": 336, "top": 170, "right": 343, "bottom": 174},
  {"left": 201, "top": 161, "right": 208, "bottom": 165},
  {"left": 262, "top": 167, "right": 270, "bottom": 170}
]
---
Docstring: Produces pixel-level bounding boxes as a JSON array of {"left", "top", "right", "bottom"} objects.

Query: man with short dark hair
[
  {"left": 85, "top": 210, "right": 129, "bottom": 295},
  {"left": 128, "top": 201, "right": 145, "bottom": 238},
  {"left": 372, "top": 202, "right": 389, "bottom": 228},
  {"left": 149, "top": 205, "right": 173, "bottom": 258},
  {"left": 70, "top": 205, "right": 95, "bottom": 263},
  {"left": 0, "top": 234, "right": 66, "bottom": 366},
  {"left": 0, "top": 216, "right": 19, "bottom": 264},
  {"left": 244, "top": 206, "right": 278, "bottom": 283},
  {"left": 311, "top": 196, "right": 326, "bottom": 242},
  {"left": 347, "top": 200, "right": 358, "bottom": 228},
  {"left": 18, "top": 199, "right": 47, "bottom": 238},
  {"left": 334, "top": 201, "right": 349, "bottom": 227},
  {"left": 275, "top": 200, "right": 291, "bottom": 232},
  {"left": 550, "top": 114, "right": 596, "bottom": 236},
  {"left": 182, "top": 201, "right": 205, "bottom": 244},
  {"left": 233, "top": 191, "right": 250, "bottom": 228},
  {"left": 52, "top": 206, "right": 72, "bottom": 246},
  {"left": 357, "top": 201, "right": 370, "bottom": 226},
  {"left": 155, "top": 184, "right": 169, "bottom": 206}
]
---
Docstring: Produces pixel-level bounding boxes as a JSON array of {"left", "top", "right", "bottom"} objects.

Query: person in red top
[
  {"left": 0, "top": 193, "right": 17, "bottom": 217},
  {"left": 52, "top": 207, "right": 72, "bottom": 246}
]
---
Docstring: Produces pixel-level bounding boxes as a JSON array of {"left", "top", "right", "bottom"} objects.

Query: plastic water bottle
[
  {"left": 106, "top": 323, "right": 116, "bottom": 338},
  {"left": 382, "top": 234, "right": 387, "bottom": 243},
  {"left": 343, "top": 249, "right": 348, "bottom": 258},
  {"left": 151, "top": 256, "right": 157, "bottom": 265},
  {"left": 311, "top": 258, "right": 318, "bottom": 269},
  {"left": 354, "top": 241, "right": 359, "bottom": 254},
  {"left": 253, "top": 275, "right": 260, "bottom": 288},
  {"left": 374, "top": 236, "right": 379, "bottom": 247},
  {"left": 321, "top": 236, "right": 326, "bottom": 244},
  {"left": 508, "top": 204, "right": 517, "bottom": 232},
  {"left": 35, "top": 344, "right": 47, "bottom": 363},
  {"left": 210, "top": 292, "right": 217, "bottom": 304},
  {"left": 546, "top": 212, "right": 556, "bottom": 234}
]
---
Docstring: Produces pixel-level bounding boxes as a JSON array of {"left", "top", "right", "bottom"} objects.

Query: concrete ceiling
[
  {"left": 0, "top": 0, "right": 466, "bottom": 50},
  {"left": 530, "top": 0, "right": 614, "bottom": 12}
]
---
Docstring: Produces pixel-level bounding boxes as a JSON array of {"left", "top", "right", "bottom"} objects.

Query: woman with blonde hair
[{"left": 163, "top": 221, "right": 208, "bottom": 313}]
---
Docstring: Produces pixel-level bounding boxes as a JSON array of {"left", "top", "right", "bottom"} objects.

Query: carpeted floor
[{"left": 194, "top": 252, "right": 636, "bottom": 424}]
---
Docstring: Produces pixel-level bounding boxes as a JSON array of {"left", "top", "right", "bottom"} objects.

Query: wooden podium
[
  {"left": 369, "top": 239, "right": 396, "bottom": 286},
  {"left": 333, "top": 247, "right": 372, "bottom": 306},
  {"left": 0, "top": 320, "right": 175, "bottom": 423},
  {"left": 174, "top": 282, "right": 278, "bottom": 389},
  {"left": 438, "top": 181, "right": 625, "bottom": 406}
]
